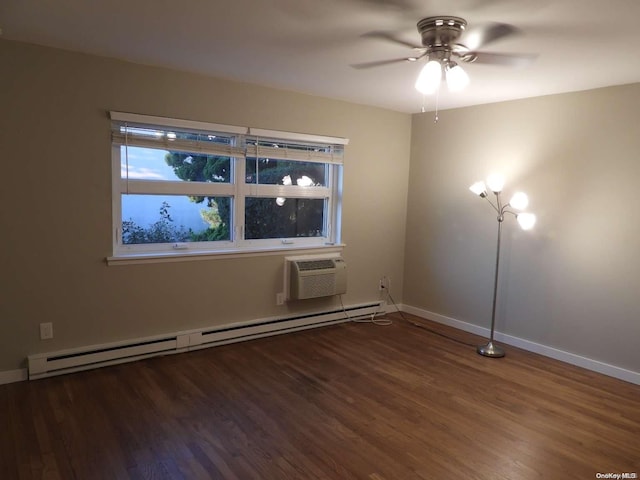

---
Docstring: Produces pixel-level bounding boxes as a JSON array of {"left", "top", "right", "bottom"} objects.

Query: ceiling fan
[{"left": 353, "top": 16, "right": 537, "bottom": 95}]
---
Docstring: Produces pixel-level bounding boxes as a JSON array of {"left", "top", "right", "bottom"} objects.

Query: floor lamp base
[{"left": 477, "top": 341, "right": 505, "bottom": 358}]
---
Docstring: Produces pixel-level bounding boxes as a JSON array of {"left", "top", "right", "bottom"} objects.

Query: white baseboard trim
[
  {"left": 7, "top": 303, "right": 637, "bottom": 386},
  {"left": 0, "top": 368, "right": 28, "bottom": 385},
  {"left": 401, "top": 304, "right": 640, "bottom": 386},
  {"left": 26, "top": 301, "right": 383, "bottom": 381}
]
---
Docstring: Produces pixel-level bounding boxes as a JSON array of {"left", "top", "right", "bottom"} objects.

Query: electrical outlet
[
  {"left": 379, "top": 276, "right": 389, "bottom": 291},
  {"left": 276, "top": 292, "right": 285, "bottom": 305},
  {"left": 40, "top": 322, "right": 53, "bottom": 340}
]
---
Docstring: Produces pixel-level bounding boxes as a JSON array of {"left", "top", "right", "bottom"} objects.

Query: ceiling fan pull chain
[{"left": 434, "top": 84, "right": 440, "bottom": 123}]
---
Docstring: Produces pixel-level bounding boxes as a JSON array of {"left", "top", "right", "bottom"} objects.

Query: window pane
[
  {"left": 245, "top": 158, "right": 326, "bottom": 186},
  {"left": 245, "top": 197, "right": 325, "bottom": 239},
  {"left": 121, "top": 146, "right": 231, "bottom": 183},
  {"left": 121, "top": 194, "right": 231, "bottom": 244}
]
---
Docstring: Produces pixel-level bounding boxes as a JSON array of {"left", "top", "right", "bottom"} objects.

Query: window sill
[{"left": 106, "top": 243, "right": 346, "bottom": 266}]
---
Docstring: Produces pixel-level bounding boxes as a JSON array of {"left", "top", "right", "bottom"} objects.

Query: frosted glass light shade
[
  {"left": 415, "top": 60, "right": 442, "bottom": 94},
  {"left": 486, "top": 173, "right": 505, "bottom": 193},
  {"left": 446, "top": 64, "right": 469, "bottom": 91},
  {"left": 469, "top": 181, "right": 487, "bottom": 197},
  {"left": 517, "top": 213, "right": 536, "bottom": 230},
  {"left": 509, "top": 192, "right": 529, "bottom": 210}
]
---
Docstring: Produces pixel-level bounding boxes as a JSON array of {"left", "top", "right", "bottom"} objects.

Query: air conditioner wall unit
[{"left": 289, "top": 257, "right": 347, "bottom": 300}]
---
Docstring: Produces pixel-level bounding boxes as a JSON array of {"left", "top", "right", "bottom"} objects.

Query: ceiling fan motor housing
[{"left": 417, "top": 16, "right": 467, "bottom": 48}]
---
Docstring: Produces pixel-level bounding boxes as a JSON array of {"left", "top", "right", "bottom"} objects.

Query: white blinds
[
  {"left": 111, "top": 130, "right": 246, "bottom": 158},
  {"left": 245, "top": 143, "right": 344, "bottom": 165},
  {"left": 111, "top": 118, "right": 245, "bottom": 159},
  {"left": 247, "top": 127, "right": 347, "bottom": 165},
  {"left": 110, "top": 111, "right": 348, "bottom": 163}
]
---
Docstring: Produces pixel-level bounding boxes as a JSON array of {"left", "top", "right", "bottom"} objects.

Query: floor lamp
[{"left": 469, "top": 174, "right": 536, "bottom": 358}]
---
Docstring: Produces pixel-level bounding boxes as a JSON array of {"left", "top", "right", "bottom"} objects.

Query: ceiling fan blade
[
  {"left": 361, "top": 30, "right": 423, "bottom": 50},
  {"left": 350, "top": 57, "right": 417, "bottom": 69},
  {"left": 460, "top": 51, "right": 538, "bottom": 67},
  {"left": 459, "top": 22, "right": 520, "bottom": 50}
]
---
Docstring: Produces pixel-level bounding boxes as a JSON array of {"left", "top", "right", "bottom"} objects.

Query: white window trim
[
  {"left": 109, "top": 112, "right": 347, "bottom": 264},
  {"left": 111, "top": 111, "right": 248, "bottom": 135},
  {"left": 248, "top": 127, "right": 349, "bottom": 146},
  {"left": 106, "top": 244, "right": 346, "bottom": 266}
]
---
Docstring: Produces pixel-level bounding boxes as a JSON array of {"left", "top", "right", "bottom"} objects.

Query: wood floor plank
[{"left": 1, "top": 313, "right": 639, "bottom": 479}]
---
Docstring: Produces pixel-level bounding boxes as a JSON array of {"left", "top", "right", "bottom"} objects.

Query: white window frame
[{"left": 109, "top": 112, "right": 347, "bottom": 263}]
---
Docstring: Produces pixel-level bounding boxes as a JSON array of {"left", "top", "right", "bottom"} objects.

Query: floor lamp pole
[{"left": 477, "top": 196, "right": 506, "bottom": 358}]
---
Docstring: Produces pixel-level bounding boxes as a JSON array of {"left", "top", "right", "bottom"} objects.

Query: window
[{"left": 110, "top": 112, "right": 346, "bottom": 259}]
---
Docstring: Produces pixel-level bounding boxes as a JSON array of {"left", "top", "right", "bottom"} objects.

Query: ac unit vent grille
[
  {"left": 300, "top": 273, "right": 336, "bottom": 299},
  {"left": 288, "top": 256, "right": 347, "bottom": 300},
  {"left": 297, "top": 259, "right": 335, "bottom": 271}
]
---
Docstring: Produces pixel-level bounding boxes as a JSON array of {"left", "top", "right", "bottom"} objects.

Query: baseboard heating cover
[{"left": 27, "top": 302, "right": 383, "bottom": 380}]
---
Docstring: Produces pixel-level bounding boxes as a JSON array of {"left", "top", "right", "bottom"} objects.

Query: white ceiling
[{"left": 1, "top": 0, "right": 639, "bottom": 113}]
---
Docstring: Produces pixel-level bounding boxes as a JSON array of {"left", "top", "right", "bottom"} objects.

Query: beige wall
[
  {"left": 0, "top": 40, "right": 411, "bottom": 371},
  {"left": 3, "top": 37, "right": 637, "bottom": 377},
  {"left": 405, "top": 84, "right": 640, "bottom": 372}
]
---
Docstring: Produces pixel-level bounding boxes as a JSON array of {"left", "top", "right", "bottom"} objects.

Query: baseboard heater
[{"left": 27, "top": 302, "right": 382, "bottom": 380}]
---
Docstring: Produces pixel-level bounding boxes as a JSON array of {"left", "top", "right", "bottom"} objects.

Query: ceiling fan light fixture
[
  {"left": 445, "top": 63, "right": 469, "bottom": 91},
  {"left": 415, "top": 60, "right": 442, "bottom": 94}
]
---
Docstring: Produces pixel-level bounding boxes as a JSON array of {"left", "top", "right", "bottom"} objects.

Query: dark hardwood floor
[{"left": 1, "top": 313, "right": 639, "bottom": 479}]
